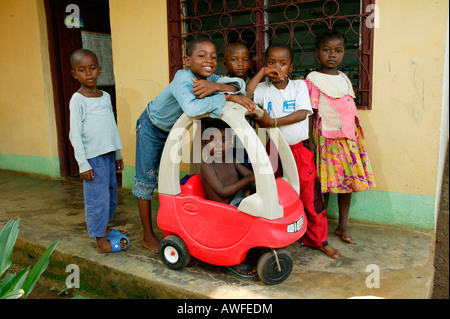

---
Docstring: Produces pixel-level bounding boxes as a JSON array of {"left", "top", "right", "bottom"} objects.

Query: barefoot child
[
  {"left": 133, "top": 38, "right": 256, "bottom": 254},
  {"left": 200, "top": 119, "right": 256, "bottom": 277},
  {"left": 305, "top": 29, "right": 375, "bottom": 243},
  {"left": 69, "top": 49, "right": 128, "bottom": 253},
  {"left": 200, "top": 119, "right": 255, "bottom": 207},
  {"left": 247, "top": 43, "right": 339, "bottom": 259}
]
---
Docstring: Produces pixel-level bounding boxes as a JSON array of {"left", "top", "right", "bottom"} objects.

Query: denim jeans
[
  {"left": 83, "top": 152, "right": 117, "bottom": 238},
  {"left": 229, "top": 188, "right": 245, "bottom": 207},
  {"left": 132, "top": 109, "right": 168, "bottom": 200}
]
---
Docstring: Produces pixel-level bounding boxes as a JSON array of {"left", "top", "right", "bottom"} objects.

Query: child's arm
[
  {"left": 275, "top": 110, "right": 309, "bottom": 126},
  {"left": 116, "top": 159, "right": 124, "bottom": 173},
  {"left": 68, "top": 95, "right": 94, "bottom": 181},
  {"left": 114, "top": 150, "right": 123, "bottom": 173},
  {"left": 234, "top": 161, "right": 254, "bottom": 181},
  {"left": 226, "top": 94, "right": 256, "bottom": 112},
  {"left": 192, "top": 77, "right": 255, "bottom": 112},
  {"left": 305, "top": 80, "right": 319, "bottom": 158},
  {"left": 246, "top": 66, "right": 285, "bottom": 99},
  {"left": 201, "top": 164, "right": 254, "bottom": 199},
  {"left": 235, "top": 161, "right": 255, "bottom": 198},
  {"left": 173, "top": 71, "right": 252, "bottom": 117},
  {"left": 172, "top": 72, "right": 225, "bottom": 118},
  {"left": 192, "top": 78, "right": 238, "bottom": 99},
  {"left": 256, "top": 109, "right": 309, "bottom": 128},
  {"left": 80, "top": 170, "right": 94, "bottom": 181},
  {"left": 246, "top": 68, "right": 264, "bottom": 99}
]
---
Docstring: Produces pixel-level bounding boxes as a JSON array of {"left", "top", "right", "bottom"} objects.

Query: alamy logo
[
  {"left": 365, "top": 4, "right": 380, "bottom": 29},
  {"left": 64, "top": 4, "right": 82, "bottom": 28},
  {"left": 65, "top": 264, "right": 80, "bottom": 288},
  {"left": 365, "top": 264, "right": 380, "bottom": 288}
]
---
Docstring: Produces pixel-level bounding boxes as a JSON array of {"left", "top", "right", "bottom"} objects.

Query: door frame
[
  {"left": 44, "top": 0, "right": 82, "bottom": 177},
  {"left": 43, "top": 0, "right": 117, "bottom": 178}
]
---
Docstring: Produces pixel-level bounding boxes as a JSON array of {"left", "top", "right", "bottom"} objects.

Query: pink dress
[{"left": 305, "top": 71, "right": 375, "bottom": 194}]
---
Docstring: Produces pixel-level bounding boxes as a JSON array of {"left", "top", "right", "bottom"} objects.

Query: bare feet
[
  {"left": 142, "top": 237, "right": 160, "bottom": 254},
  {"left": 137, "top": 198, "right": 160, "bottom": 254},
  {"left": 335, "top": 228, "right": 354, "bottom": 243},
  {"left": 96, "top": 236, "right": 128, "bottom": 253},
  {"left": 319, "top": 245, "right": 340, "bottom": 259}
]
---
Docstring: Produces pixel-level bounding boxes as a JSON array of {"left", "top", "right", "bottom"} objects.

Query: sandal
[
  {"left": 106, "top": 234, "right": 130, "bottom": 252},
  {"left": 108, "top": 228, "right": 128, "bottom": 237}
]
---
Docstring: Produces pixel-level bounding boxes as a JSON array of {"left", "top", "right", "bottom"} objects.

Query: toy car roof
[{"left": 157, "top": 102, "right": 300, "bottom": 220}]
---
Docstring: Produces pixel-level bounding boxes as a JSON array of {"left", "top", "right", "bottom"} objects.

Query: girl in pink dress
[{"left": 305, "top": 30, "right": 376, "bottom": 243}]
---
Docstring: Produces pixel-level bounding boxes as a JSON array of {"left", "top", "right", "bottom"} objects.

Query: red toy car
[{"left": 157, "top": 103, "right": 307, "bottom": 285}]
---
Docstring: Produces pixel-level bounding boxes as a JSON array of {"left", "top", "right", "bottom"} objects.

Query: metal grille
[{"left": 167, "top": 0, "right": 374, "bottom": 109}]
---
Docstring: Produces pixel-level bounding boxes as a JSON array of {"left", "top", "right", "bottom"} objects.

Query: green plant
[
  {"left": 57, "top": 285, "right": 72, "bottom": 296},
  {"left": 0, "top": 219, "right": 58, "bottom": 299},
  {"left": 50, "top": 285, "right": 90, "bottom": 299}
]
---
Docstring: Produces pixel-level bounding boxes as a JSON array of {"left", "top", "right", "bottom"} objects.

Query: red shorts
[{"left": 267, "top": 140, "right": 328, "bottom": 248}]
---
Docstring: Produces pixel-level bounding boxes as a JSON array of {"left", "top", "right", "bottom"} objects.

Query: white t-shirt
[{"left": 253, "top": 79, "right": 313, "bottom": 145}]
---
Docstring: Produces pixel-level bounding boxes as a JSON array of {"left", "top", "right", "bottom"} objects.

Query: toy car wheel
[
  {"left": 257, "top": 249, "right": 293, "bottom": 285},
  {"left": 159, "top": 235, "right": 191, "bottom": 270}
]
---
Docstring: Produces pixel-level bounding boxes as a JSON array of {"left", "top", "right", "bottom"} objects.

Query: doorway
[{"left": 44, "top": 0, "right": 118, "bottom": 179}]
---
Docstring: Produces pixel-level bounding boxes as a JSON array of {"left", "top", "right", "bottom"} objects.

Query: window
[{"left": 167, "top": 0, "right": 375, "bottom": 109}]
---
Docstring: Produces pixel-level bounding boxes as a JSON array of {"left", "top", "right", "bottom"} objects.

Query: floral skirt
[{"left": 313, "top": 118, "right": 376, "bottom": 194}]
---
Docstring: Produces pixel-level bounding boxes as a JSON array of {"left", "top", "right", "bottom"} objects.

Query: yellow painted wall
[
  {"left": 359, "top": 0, "right": 448, "bottom": 195},
  {"left": 109, "top": 0, "right": 171, "bottom": 187},
  {"left": 108, "top": 0, "right": 449, "bottom": 195},
  {"left": 0, "top": 0, "right": 57, "bottom": 161},
  {"left": 106, "top": 0, "right": 448, "bottom": 230}
]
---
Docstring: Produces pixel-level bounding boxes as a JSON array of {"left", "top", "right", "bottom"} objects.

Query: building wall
[
  {"left": 109, "top": 0, "right": 171, "bottom": 189},
  {"left": 0, "top": 0, "right": 448, "bottom": 231},
  {"left": 108, "top": 0, "right": 449, "bottom": 231},
  {"left": 348, "top": 0, "right": 449, "bottom": 230},
  {"left": 0, "top": 0, "right": 59, "bottom": 177}
]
